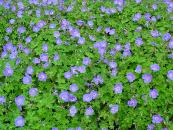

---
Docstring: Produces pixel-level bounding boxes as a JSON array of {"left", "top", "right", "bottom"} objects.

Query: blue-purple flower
[
  {"left": 42, "top": 44, "right": 48, "bottom": 52},
  {"left": 149, "top": 89, "right": 158, "bottom": 99},
  {"left": 90, "top": 90, "right": 98, "bottom": 99},
  {"left": 77, "top": 66, "right": 86, "bottom": 73},
  {"left": 127, "top": 99, "right": 137, "bottom": 107},
  {"left": 94, "top": 41, "right": 107, "bottom": 57},
  {"left": 56, "top": 38, "right": 62, "bottom": 45},
  {"left": 133, "top": 13, "right": 141, "bottom": 21},
  {"left": 162, "top": 33, "right": 171, "bottom": 41},
  {"left": 142, "top": 73, "right": 152, "bottom": 83},
  {"left": 38, "top": 72, "right": 47, "bottom": 81},
  {"left": 4, "top": 42, "right": 13, "bottom": 51},
  {"left": 97, "top": 26, "right": 102, "bottom": 32},
  {"left": 64, "top": 71, "right": 72, "bottom": 79},
  {"left": 111, "top": 69, "right": 118, "bottom": 76},
  {"left": 101, "top": 128, "right": 107, "bottom": 130},
  {"left": 15, "top": 116, "right": 25, "bottom": 127},
  {"left": 144, "top": 13, "right": 151, "bottom": 21},
  {"left": 69, "top": 105, "right": 77, "bottom": 116},
  {"left": 23, "top": 48, "right": 30, "bottom": 55},
  {"left": 40, "top": 54, "right": 48, "bottom": 62},
  {"left": 1, "top": 51, "right": 7, "bottom": 58},
  {"left": 151, "top": 30, "right": 160, "bottom": 38},
  {"left": 26, "top": 36, "right": 32, "bottom": 43},
  {"left": 110, "top": 104, "right": 119, "bottom": 114},
  {"left": 167, "top": 70, "right": 173, "bottom": 80},
  {"left": 124, "top": 42, "right": 131, "bottom": 50},
  {"left": 52, "top": 128, "right": 58, "bottom": 130},
  {"left": 87, "top": 21, "right": 94, "bottom": 28},
  {"left": 4, "top": 36, "right": 9, "bottom": 41},
  {"left": 89, "top": 35, "right": 96, "bottom": 41},
  {"left": 26, "top": 66, "right": 34, "bottom": 75},
  {"left": 69, "top": 84, "right": 78, "bottom": 92},
  {"left": 54, "top": 31, "right": 60, "bottom": 38},
  {"left": 9, "top": 19, "right": 15, "bottom": 24},
  {"left": 135, "top": 65, "right": 142, "bottom": 73},
  {"left": 68, "top": 94, "right": 77, "bottom": 102},
  {"left": 83, "top": 57, "right": 91, "bottom": 65},
  {"left": 114, "top": 0, "right": 124, "bottom": 6},
  {"left": 150, "top": 64, "right": 160, "bottom": 72},
  {"left": 67, "top": 5, "right": 74, "bottom": 12},
  {"left": 15, "top": 95, "right": 25, "bottom": 108},
  {"left": 76, "top": 20, "right": 84, "bottom": 26},
  {"left": 37, "top": 20, "right": 46, "bottom": 28},
  {"left": 105, "top": 27, "right": 110, "bottom": 34},
  {"left": 59, "top": 90, "right": 69, "bottom": 102},
  {"left": 135, "top": 0, "right": 141, "bottom": 3},
  {"left": 109, "top": 61, "right": 117, "bottom": 69},
  {"left": 114, "top": 83, "right": 123, "bottom": 94},
  {"left": 92, "top": 75, "right": 104, "bottom": 85},
  {"left": 126, "top": 72, "right": 136, "bottom": 82},
  {"left": 3, "top": 64, "right": 13, "bottom": 77},
  {"left": 115, "top": 44, "right": 122, "bottom": 51},
  {"left": 152, "top": 4, "right": 157, "bottom": 10},
  {"left": 78, "top": 37, "right": 85, "bottom": 45},
  {"left": 147, "top": 124, "right": 155, "bottom": 130},
  {"left": 52, "top": 127, "right": 58, "bottom": 130},
  {"left": 54, "top": 53, "right": 60, "bottom": 61},
  {"left": 110, "top": 48, "right": 116, "bottom": 56},
  {"left": 76, "top": 127, "right": 82, "bottom": 130},
  {"left": 43, "top": 62, "right": 49, "bottom": 68},
  {"left": 36, "top": 9, "right": 41, "bottom": 18},
  {"left": 151, "top": 39, "right": 158, "bottom": 45},
  {"left": 168, "top": 39, "right": 173, "bottom": 49},
  {"left": 85, "top": 107, "right": 94, "bottom": 116},
  {"left": 83, "top": 94, "right": 92, "bottom": 102},
  {"left": 33, "top": 58, "right": 40, "bottom": 64},
  {"left": 16, "top": 58, "right": 21, "bottom": 65},
  {"left": 0, "top": 96, "right": 6, "bottom": 104},
  {"left": 135, "top": 26, "right": 142, "bottom": 32},
  {"left": 135, "top": 37, "right": 143, "bottom": 46},
  {"left": 61, "top": 19, "right": 70, "bottom": 30},
  {"left": 152, "top": 114, "right": 163, "bottom": 124},
  {"left": 6, "top": 27, "right": 12, "bottom": 34},
  {"left": 151, "top": 16, "right": 157, "bottom": 22},
  {"left": 49, "top": 23, "right": 56, "bottom": 29},
  {"left": 33, "top": 26, "right": 40, "bottom": 32},
  {"left": 123, "top": 50, "right": 132, "bottom": 57},
  {"left": 22, "top": 75, "right": 32, "bottom": 84},
  {"left": 17, "top": 26, "right": 26, "bottom": 34},
  {"left": 69, "top": 28, "right": 80, "bottom": 38},
  {"left": 29, "top": 88, "right": 38, "bottom": 96},
  {"left": 105, "top": 27, "right": 115, "bottom": 35}
]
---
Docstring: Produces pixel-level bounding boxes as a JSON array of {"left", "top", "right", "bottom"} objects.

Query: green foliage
[{"left": 0, "top": 0, "right": 173, "bottom": 130}]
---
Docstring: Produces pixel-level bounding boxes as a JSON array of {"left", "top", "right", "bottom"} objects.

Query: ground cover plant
[{"left": 0, "top": 0, "right": 173, "bottom": 129}]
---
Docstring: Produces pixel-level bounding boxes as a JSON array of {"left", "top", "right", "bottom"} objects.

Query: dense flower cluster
[{"left": 0, "top": 0, "right": 172, "bottom": 129}]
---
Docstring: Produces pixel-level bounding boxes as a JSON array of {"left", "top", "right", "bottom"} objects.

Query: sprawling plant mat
[{"left": 0, "top": 0, "right": 173, "bottom": 130}]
